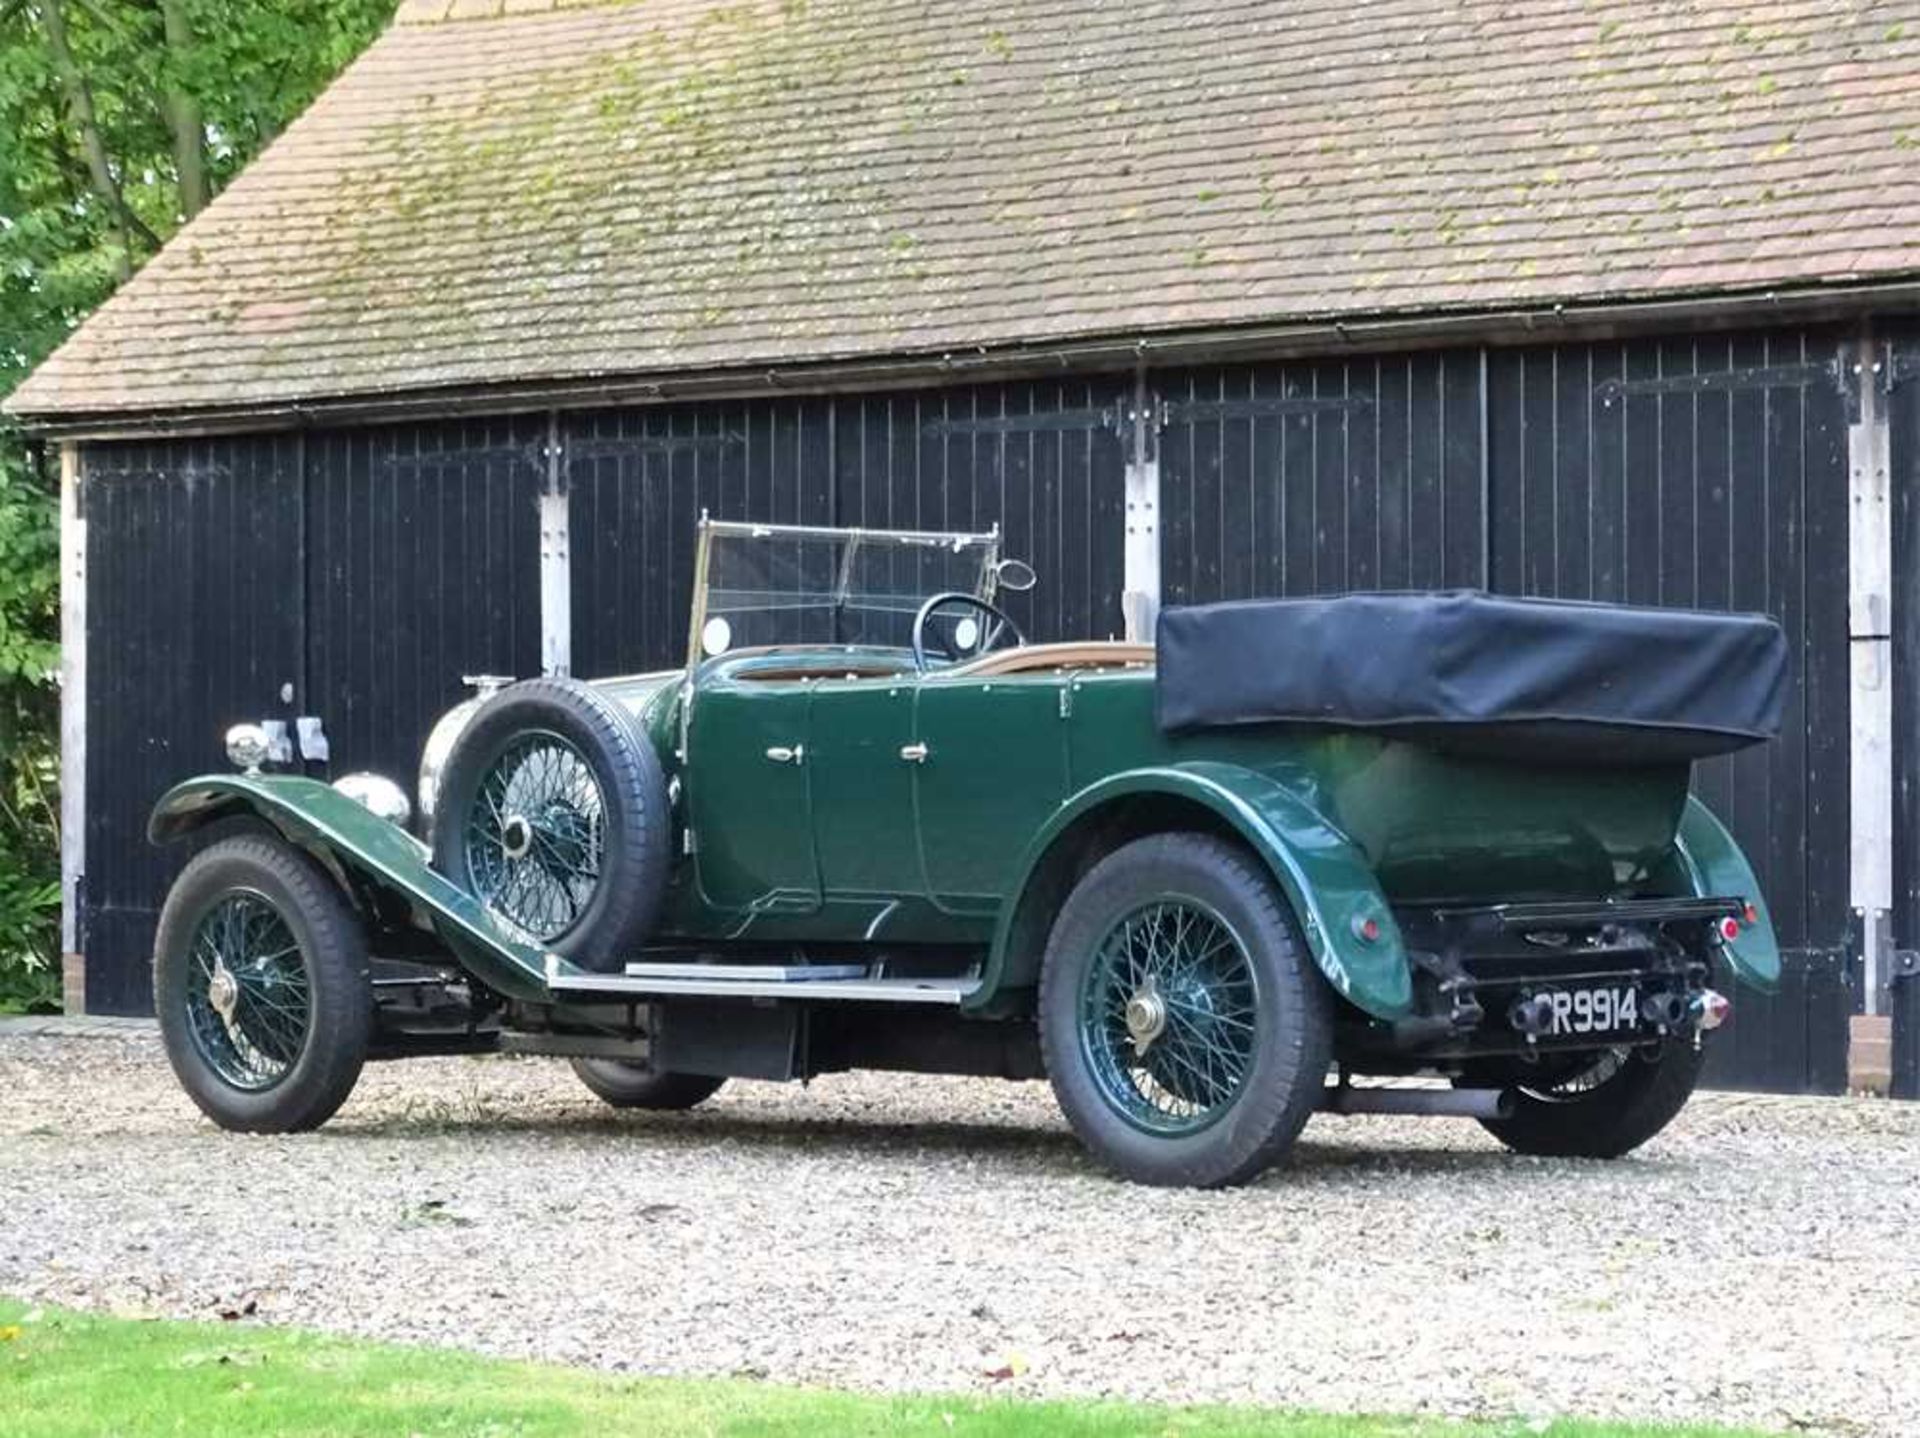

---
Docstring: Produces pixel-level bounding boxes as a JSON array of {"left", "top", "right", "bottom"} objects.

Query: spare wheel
[{"left": 431, "top": 677, "right": 669, "bottom": 972}]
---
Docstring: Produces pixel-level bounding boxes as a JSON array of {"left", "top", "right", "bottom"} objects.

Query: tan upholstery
[{"left": 950, "top": 642, "right": 1154, "bottom": 678}]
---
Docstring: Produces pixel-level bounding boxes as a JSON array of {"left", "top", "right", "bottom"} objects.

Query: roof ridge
[{"left": 394, "top": 0, "right": 711, "bottom": 26}]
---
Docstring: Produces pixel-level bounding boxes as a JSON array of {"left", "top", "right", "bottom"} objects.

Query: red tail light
[{"left": 1718, "top": 916, "right": 1741, "bottom": 942}]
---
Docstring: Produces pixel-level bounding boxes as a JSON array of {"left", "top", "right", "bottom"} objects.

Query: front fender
[
  {"left": 1671, "top": 795, "right": 1782, "bottom": 992},
  {"left": 980, "top": 762, "right": 1413, "bottom": 1020},
  {"left": 150, "top": 774, "right": 556, "bottom": 1002}
]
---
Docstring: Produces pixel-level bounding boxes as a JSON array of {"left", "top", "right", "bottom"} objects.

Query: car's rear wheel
[
  {"left": 570, "top": 1058, "right": 726, "bottom": 1110},
  {"left": 1039, "top": 832, "right": 1333, "bottom": 1188},
  {"left": 432, "top": 677, "right": 669, "bottom": 972},
  {"left": 154, "top": 835, "right": 372, "bottom": 1133},
  {"left": 1462, "top": 1041, "right": 1704, "bottom": 1158}
]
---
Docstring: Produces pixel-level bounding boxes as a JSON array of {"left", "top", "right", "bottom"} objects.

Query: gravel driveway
[{"left": 1, "top": 1026, "right": 1914, "bottom": 1436}]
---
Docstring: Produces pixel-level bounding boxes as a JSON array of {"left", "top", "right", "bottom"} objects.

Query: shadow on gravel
[{"left": 326, "top": 1102, "right": 1601, "bottom": 1189}]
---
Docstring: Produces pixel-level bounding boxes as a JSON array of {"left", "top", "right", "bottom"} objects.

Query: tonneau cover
[{"left": 1155, "top": 591, "right": 1787, "bottom": 764}]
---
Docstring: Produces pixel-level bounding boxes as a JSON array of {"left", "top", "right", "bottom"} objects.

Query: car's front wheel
[
  {"left": 1038, "top": 832, "right": 1333, "bottom": 1188},
  {"left": 1462, "top": 1041, "right": 1704, "bottom": 1158},
  {"left": 154, "top": 835, "right": 373, "bottom": 1133}
]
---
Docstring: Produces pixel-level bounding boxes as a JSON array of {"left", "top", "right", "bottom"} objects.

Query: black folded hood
[{"left": 1155, "top": 591, "right": 1788, "bottom": 765}]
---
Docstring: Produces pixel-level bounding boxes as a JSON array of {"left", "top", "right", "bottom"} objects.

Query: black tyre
[
  {"left": 154, "top": 835, "right": 372, "bottom": 1133},
  {"left": 1465, "top": 1042, "right": 1704, "bottom": 1158},
  {"left": 570, "top": 1058, "right": 726, "bottom": 1110},
  {"left": 1038, "top": 832, "right": 1333, "bottom": 1188},
  {"left": 432, "top": 677, "right": 669, "bottom": 973}
]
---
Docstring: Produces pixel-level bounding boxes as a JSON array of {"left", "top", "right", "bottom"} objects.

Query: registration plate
[{"left": 1539, "top": 984, "right": 1641, "bottom": 1036}]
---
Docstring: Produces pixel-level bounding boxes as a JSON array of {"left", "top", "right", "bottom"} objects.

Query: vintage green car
[{"left": 148, "top": 518, "right": 1786, "bottom": 1187}]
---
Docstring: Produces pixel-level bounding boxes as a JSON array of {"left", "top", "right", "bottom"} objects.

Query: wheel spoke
[
  {"left": 459, "top": 732, "right": 606, "bottom": 942},
  {"left": 182, "top": 893, "right": 310, "bottom": 1092},
  {"left": 1079, "top": 897, "right": 1259, "bottom": 1136}
]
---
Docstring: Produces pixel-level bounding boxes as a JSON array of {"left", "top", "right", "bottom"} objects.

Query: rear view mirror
[{"left": 995, "top": 558, "right": 1038, "bottom": 593}]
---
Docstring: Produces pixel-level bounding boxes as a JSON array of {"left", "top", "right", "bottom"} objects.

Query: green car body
[
  {"left": 146, "top": 518, "right": 1781, "bottom": 1184},
  {"left": 152, "top": 636, "right": 1781, "bottom": 1018}
]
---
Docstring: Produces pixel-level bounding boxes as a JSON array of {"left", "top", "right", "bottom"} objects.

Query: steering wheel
[{"left": 911, "top": 593, "right": 1026, "bottom": 672}]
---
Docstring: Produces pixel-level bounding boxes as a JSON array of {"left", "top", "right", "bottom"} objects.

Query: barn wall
[{"left": 72, "top": 328, "right": 1873, "bottom": 1096}]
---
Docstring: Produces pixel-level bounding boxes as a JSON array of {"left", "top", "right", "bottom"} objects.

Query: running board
[{"left": 542, "top": 956, "right": 979, "bottom": 1005}]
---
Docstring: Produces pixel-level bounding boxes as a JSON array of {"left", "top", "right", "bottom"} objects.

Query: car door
[
  {"left": 684, "top": 677, "right": 820, "bottom": 913},
  {"left": 807, "top": 676, "right": 924, "bottom": 907},
  {"left": 911, "top": 674, "right": 1069, "bottom": 916}
]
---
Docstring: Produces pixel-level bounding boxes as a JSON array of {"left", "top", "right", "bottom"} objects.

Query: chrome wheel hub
[
  {"left": 1124, "top": 977, "right": 1168, "bottom": 1055},
  {"left": 500, "top": 814, "right": 534, "bottom": 861},
  {"left": 207, "top": 962, "right": 240, "bottom": 1024}
]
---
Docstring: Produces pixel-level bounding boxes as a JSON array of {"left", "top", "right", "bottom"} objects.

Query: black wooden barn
[{"left": 9, "top": 0, "right": 1920, "bottom": 1095}]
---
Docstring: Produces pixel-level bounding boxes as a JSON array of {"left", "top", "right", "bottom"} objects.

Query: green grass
[{"left": 0, "top": 1300, "right": 1774, "bottom": 1438}]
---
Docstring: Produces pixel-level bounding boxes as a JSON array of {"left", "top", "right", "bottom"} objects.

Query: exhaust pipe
[{"left": 1320, "top": 1084, "right": 1516, "bottom": 1120}]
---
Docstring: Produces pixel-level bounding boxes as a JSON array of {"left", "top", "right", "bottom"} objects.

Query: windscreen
[{"left": 696, "top": 527, "right": 997, "bottom": 659}]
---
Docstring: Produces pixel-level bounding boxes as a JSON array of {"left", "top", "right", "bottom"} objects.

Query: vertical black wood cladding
[
  {"left": 304, "top": 418, "right": 545, "bottom": 786},
  {"left": 832, "top": 379, "right": 1127, "bottom": 642},
  {"left": 1159, "top": 354, "right": 1487, "bottom": 604},
  {"left": 566, "top": 398, "right": 835, "bottom": 677},
  {"left": 567, "top": 381, "right": 1127, "bottom": 676},
  {"left": 1482, "top": 332, "right": 1853, "bottom": 1093},
  {"left": 81, "top": 436, "right": 304, "bottom": 1014},
  {"left": 1890, "top": 329, "right": 1920, "bottom": 1098}
]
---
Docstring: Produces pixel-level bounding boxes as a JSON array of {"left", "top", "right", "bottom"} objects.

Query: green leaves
[{"left": 0, "top": 430, "right": 58, "bottom": 1013}]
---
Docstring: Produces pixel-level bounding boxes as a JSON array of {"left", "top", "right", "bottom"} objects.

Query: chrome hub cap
[
  {"left": 1124, "top": 977, "right": 1168, "bottom": 1055},
  {"left": 500, "top": 814, "right": 534, "bottom": 861},
  {"left": 207, "top": 962, "right": 240, "bottom": 1024}
]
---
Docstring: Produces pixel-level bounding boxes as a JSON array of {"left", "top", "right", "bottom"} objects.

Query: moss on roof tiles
[{"left": 12, "top": 0, "right": 1920, "bottom": 418}]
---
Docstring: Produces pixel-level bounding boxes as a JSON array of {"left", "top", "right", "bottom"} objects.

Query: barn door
[
  {"left": 301, "top": 418, "right": 545, "bottom": 788},
  {"left": 81, "top": 438, "right": 306, "bottom": 1015},
  {"left": 833, "top": 378, "right": 1131, "bottom": 642},
  {"left": 1484, "top": 333, "right": 1854, "bottom": 1094},
  {"left": 1157, "top": 355, "right": 1488, "bottom": 603}
]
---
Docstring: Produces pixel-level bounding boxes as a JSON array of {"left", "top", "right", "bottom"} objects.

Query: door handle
[
  {"left": 765, "top": 745, "right": 804, "bottom": 765},
  {"left": 899, "top": 742, "right": 929, "bottom": 763}
]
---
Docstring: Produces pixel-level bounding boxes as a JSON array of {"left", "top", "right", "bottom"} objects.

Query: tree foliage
[{"left": 0, "top": 0, "right": 393, "bottom": 1010}]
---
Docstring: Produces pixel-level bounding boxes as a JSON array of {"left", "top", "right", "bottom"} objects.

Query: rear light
[
  {"left": 1743, "top": 902, "right": 1759, "bottom": 926},
  {"left": 1353, "top": 915, "right": 1381, "bottom": 943},
  {"left": 1718, "top": 916, "right": 1741, "bottom": 942}
]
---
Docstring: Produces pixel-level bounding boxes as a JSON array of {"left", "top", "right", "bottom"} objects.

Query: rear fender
[
  {"left": 1670, "top": 795, "right": 1783, "bottom": 992},
  {"left": 977, "top": 762, "right": 1414, "bottom": 1020},
  {"left": 150, "top": 774, "right": 556, "bottom": 1002}
]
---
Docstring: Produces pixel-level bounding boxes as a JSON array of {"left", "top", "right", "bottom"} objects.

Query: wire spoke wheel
[
  {"left": 182, "top": 891, "right": 311, "bottom": 1092},
  {"left": 1079, "top": 897, "right": 1259, "bottom": 1135},
  {"left": 462, "top": 730, "right": 607, "bottom": 941}
]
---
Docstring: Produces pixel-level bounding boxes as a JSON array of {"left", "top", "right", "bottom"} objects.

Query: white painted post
[
  {"left": 1121, "top": 369, "right": 1160, "bottom": 642},
  {"left": 58, "top": 443, "right": 87, "bottom": 1015},
  {"left": 540, "top": 414, "right": 571, "bottom": 678},
  {"left": 1848, "top": 335, "right": 1893, "bottom": 1020}
]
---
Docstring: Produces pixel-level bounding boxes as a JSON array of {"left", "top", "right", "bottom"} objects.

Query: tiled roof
[{"left": 11, "top": 0, "right": 1920, "bottom": 421}]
